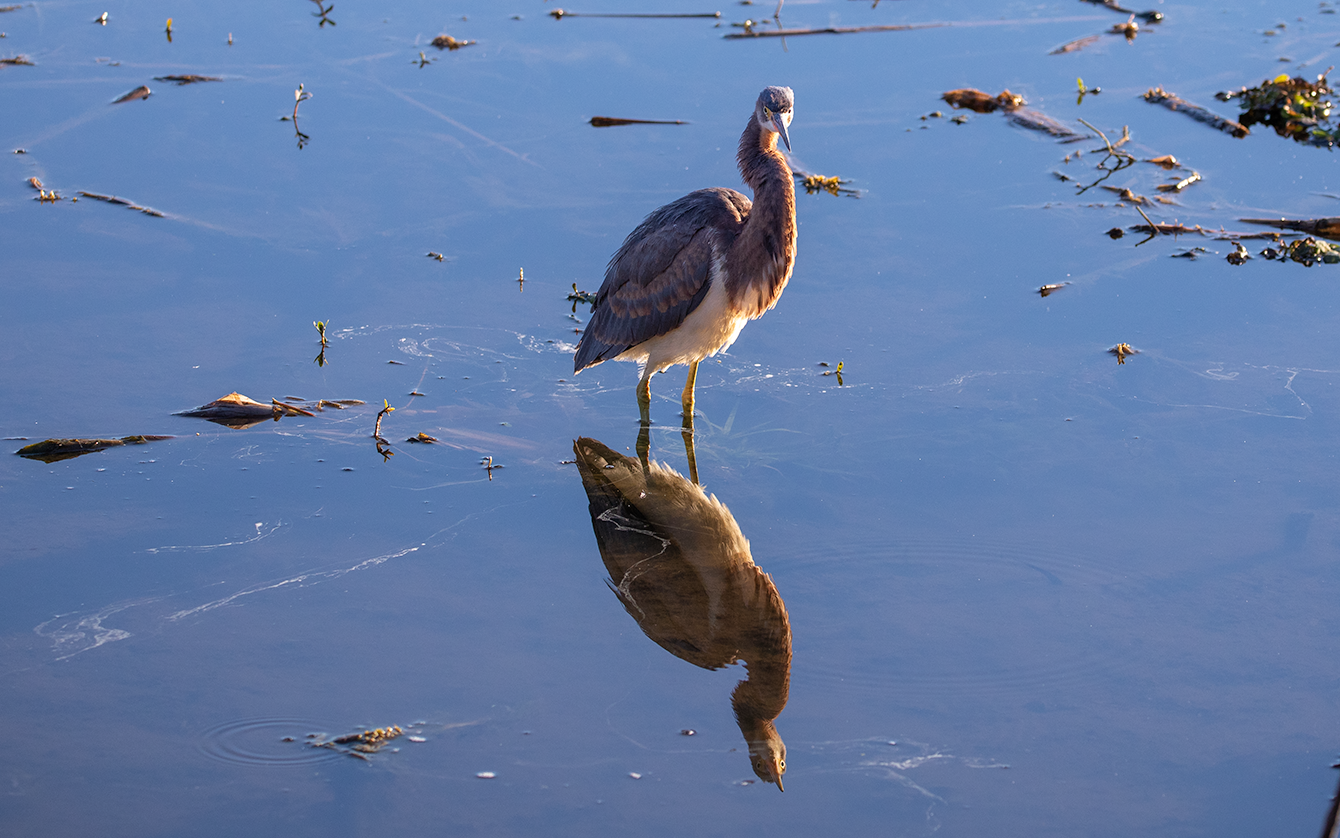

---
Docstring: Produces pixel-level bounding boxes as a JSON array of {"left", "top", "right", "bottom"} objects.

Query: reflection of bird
[
  {"left": 573, "top": 87, "right": 798, "bottom": 417},
  {"left": 574, "top": 437, "right": 791, "bottom": 790}
]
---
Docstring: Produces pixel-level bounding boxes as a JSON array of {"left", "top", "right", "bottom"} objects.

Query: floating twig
[
  {"left": 154, "top": 74, "right": 221, "bottom": 85},
  {"left": 374, "top": 399, "right": 393, "bottom": 440},
  {"left": 77, "top": 191, "right": 164, "bottom": 216},
  {"left": 725, "top": 22, "right": 940, "bottom": 38},
  {"left": 0, "top": 55, "right": 32, "bottom": 65},
  {"left": 1143, "top": 87, "right": 1249, "bottom": 138},
  {"left": 550, "top": 9, "right": 721, "bottom": 19},
  {"left": 1240, "top": 217, "right": 1340, "bottom": 240},
  {"left": 568, "top": 283, "right": 597, "bottom": 313},
  {"left": 1079, "top": 0, "right": 1162, "bottom": 23},
  {"left": 1050, "top": 34, "right": 1100, "bottom": 54},
  {"left": 1156, "top": 171, "right": 1201, "bottom": 193},
  {"left": 1039, "top": 282, "right": 1071, "bottom": 297},
  {"left": 589, "top": 116, "right": 687, "bottom": 127},
  {"left": 309, "top": 0, "right": 335, "bottom": 27},
  {"left": 15, "top": 435, "right": 172, "bottom": 463}
]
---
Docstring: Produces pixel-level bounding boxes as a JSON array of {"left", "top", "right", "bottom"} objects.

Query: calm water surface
[{"left": 2, "top": 0, "right": 1339, "bottom": 835}]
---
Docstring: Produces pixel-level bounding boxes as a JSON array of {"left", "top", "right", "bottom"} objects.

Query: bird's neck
[
  {"left": 736, "top": 118, "right": 793, "bottom": 197},
  {"left": 726, "top": 117, "right": 797, "bottom": 318}
]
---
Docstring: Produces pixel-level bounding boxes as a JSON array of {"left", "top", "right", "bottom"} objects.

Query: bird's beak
[{"left": 771, "top": 112, "right": 791, "bottom": 152}]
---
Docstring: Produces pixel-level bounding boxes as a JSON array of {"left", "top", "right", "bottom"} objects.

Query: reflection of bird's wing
[
  {"left": 574, "top": 188, "right": 750, "bottom": 372},
  {"left": 573, "top": 437, "right": 751, "bottom": 670}
]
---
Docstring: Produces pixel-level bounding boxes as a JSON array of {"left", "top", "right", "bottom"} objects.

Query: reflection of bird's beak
[
  {"left": 771, "top": 113, "right": 791, "bottom": 152},
  {"left": 775, "top": 774, "right": 785, "bottom": 793}
]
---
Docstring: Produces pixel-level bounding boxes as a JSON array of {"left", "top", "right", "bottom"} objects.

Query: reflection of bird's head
[
  {"left": 744, "top": 720, "right": 787, "bottom": 791},
  {"left": 755, "top": 86, "right": 794, "bottom": 152}
]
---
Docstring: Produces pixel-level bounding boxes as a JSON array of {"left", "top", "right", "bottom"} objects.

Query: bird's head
[
  {"left": 744, "top": 719, "right": 788, "bottom": 791},
  {"left": 755, "top": 86, "right": 794, "bottom": 152}
]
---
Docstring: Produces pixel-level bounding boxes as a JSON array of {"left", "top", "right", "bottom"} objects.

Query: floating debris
[
  {"left": 1226, "top": 241, "right": 1251, "bottom": 265},
  {"left": 476, "top": 771, "right": 496, "bottom": 779},
  {"left": 426, "top": 251, "right": 445, "bottom": 261},
  {"left": 481, "top": 455, "right": 503, "bottom": 480},
  {"left": 1275, "top": 237, "right": 1340, "bottom": 266},
  {"left": 153, "top": 74, "right": 221, "bottom": 85},
  {"left": 1156, "top": 171, "right": 1201, "bottom": 193},
  {"left": 15, "top": 435, "right": 172, "bottom": 463},
  {"left": 0, "top": 5, "right": 24, "bottom": 12},
  {"left": 589, "top": 116, "right": 686, "bottom": 127},
  {"left": 430, "top": 34, "right": 475, "bottom": 50},
  {"left": 1147, "top": 154, "right": 1180, "bottom": 169},
  {"left": 1106, "top": 227, "right": 1125, "bottom": 239},
  {"left": 1125, "top": 222, "right": 1283, "bottom": 240},
  {"left": 301, "top": 726, "right": 403, "bottom": 760},
  {"left": 94, "top": 12, "right": 107, "bottom": 24},
  {"left": 1217, "top": 71, "right": 1338, "bottom": 148},
  {"left": 724, "top": 22, "right": 941, "bottom": 38},
  {"left": 0, "top": 55, "right": 33, "bottom": 66},
  {"left": 794, "top": 170, "right": 860, "bottom": 198},
  {"left": 177, "top": 392, "right": 320, "bottom": 429},
  {"left": 1080, "top": 0, "right": 1162, "bottom": 23},
  {"left": 1038, "top": 282, "right": 1071, "bottom": 297},
  {"left": 550, "top": 9, "right": 722, "bottom": 19},
  {"left": 318, "top": 399, "right": 365, "bottom": 409},
  {"left": 1240, "top": 217, "right": 1340, "bottom": 241},
  {"left": 942, "top": 88, "right": 1024, "bottom": 113},
  {"left": 568, "top": 283, "right": 598, "bottom": 313},
  {"left": 1108, "top": 343, "right": 1138, "bottom": 363},
  {"left": 943, "top": 88, "right": 1082, "bottom": 139},
  {"left": 77, "top": 191, "right": 165, "bottom": 217},
  {"left": 112, "top": 84, "right": 151, "bottom": 104},
  {"left": 1050, "top": 34, "right": 1100, "bottom": 54},
  {"left": 1170, "top": 247, "right": 1209, "bottom": 259},
  {"left": 374, "top": 399, "right": 394, "bottom": 440},
  {"left": 406, "top": 432, "right": 439, "bottom": 444},
  {"left": 680, "top": 729, "right": 696, "bottom": 736},
  {"left": 821, "top": 361, "right": 844, "bottom": 386},
  {"left": 629, "top": 772, "right": 643, "bottom": 780},
  {"left": 1110, "top": 14, "right": 1139, "bottom": 42},
  {"left": 1143, "top": 87, "right": 1249, "bottom": 138},
  {"left": 309, "top": 0, "right": 335, "bottom": 27}
]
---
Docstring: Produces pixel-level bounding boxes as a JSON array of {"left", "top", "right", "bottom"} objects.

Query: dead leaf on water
[
  {"left": 177, "top": 392, "right": 333, "bottom": 429},
  {"left": 1108, "top": 343, "right": 1138, "bottom": 363},
  {"left": 942, "top": 88, "right": 1024, "bottom": 113},
  {"left": 407, "top": 432, "right": 439, "bottom": 443},
  {"left": 112, "top": 84, "right": 151, "bottom": 104},
  {"left": 430, "top": 34, "right": 476, "bottom": 49}
]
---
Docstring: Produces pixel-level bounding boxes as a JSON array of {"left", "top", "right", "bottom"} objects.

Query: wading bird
[{"left": 573, "top": 86, "right": 798, "bottom": 419}]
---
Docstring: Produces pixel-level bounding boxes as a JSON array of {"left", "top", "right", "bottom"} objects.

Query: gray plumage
[{"left": 573, "top": 86, "right": 798, "bottom": 411}]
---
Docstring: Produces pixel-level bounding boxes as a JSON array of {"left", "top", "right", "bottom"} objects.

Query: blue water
[{"left": 2, "top": 0, "right": 1338, "bottom": 834}]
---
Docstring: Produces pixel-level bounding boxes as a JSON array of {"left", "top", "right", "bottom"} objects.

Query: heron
[{"left": 573, "top": 86, "right": 798, "bottom": 420}]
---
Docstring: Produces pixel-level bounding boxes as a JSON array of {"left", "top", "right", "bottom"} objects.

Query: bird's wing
[{"left": 575, "top": 188, "right": 749, "bottom": 371}]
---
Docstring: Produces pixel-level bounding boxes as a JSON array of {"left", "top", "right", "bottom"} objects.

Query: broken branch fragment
[
  {"left": 589, "top": 116, "right": 686, "bottom": 127},
  {"left": 153, "top": 74, "right": 222, "bottom": 85},
  {"left": 1239, "top": 217, "right": 1340, "bottom": 240},
  {"left": 1143, "top": 87, "right": 1249, "bottom": 138},
  {"left": 15, "top": 435, "right": 172, "bottom": 463},
  {"left": 725, "top": 22, "right": 941, "bottom": 38}
]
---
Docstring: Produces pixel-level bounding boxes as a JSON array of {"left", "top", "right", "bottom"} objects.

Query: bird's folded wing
[{"left": 583, "top": 226, "right": 714, "bottom": 354}]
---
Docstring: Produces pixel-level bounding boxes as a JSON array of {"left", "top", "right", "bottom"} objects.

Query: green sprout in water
[
  {"left": 314, "top": 319, "right": 329, "bottom": 346},
  {"left": 1076, "top": 77, "right": 1101, "bottom": 105}
]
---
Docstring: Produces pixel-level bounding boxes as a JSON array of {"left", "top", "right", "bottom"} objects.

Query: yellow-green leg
[
  {"left": 681, "top": 360, "right": 699, "bottom": 419},
  {"left": 681, "top": 411, "right": 699, "bottom": 486}
]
